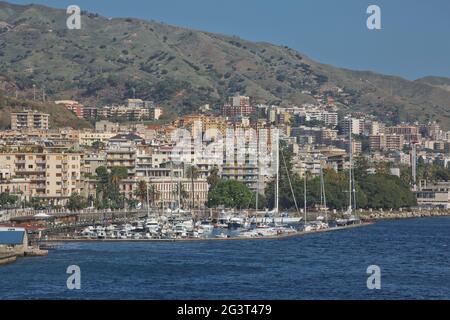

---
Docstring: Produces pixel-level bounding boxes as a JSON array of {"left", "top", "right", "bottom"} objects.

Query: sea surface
[{"left": 1, "top": 217, "right": 450, "bottom": 300}]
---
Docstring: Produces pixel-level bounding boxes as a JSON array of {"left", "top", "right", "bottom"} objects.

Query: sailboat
[
  {"left": 316, "top": 162, "right": 329, "bottom": 224},
  {"left": 338, "top": 122, "right": 361, "bottom": 226},
  {"left": 256, "top": 128, "right": 280, "bottom": 217}
]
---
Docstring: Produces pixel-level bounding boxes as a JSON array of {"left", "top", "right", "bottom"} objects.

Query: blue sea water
[{"left": 1, "top": 217, "right": 450, "bottom": 300}]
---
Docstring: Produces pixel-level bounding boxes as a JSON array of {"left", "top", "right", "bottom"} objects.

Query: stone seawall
[
  {"left": 0, "top": 253, "right": 17, "bottom": 266},
  {"left": 360, "top": 210, "right": 450, "bottom": 220}
]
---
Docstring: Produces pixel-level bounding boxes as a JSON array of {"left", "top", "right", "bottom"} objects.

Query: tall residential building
[
  {"left": 106, "top": 133, "right": 144, "bottom": 178},
  {"left": 386, "top": 125, "right": 420, "bottom": 143},
  {"left": 222, "top": 94, "right": 254, "bottom": 118},
  {"left": 341, "top": 117, "right": 362, "bottom": 135},
  {"left": 0, "top": 150, "right": 83, "bottom": 204},
  {"left": 369, "top": 134, "right": 404, "bottom": 151},
  {"left": 11, "top": 110, "right": 49, "bottom": 130}
]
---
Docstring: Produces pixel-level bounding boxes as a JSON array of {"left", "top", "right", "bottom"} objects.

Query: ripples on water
[{"left": 1, "top": 217, "right": 450, "bottom": 299}]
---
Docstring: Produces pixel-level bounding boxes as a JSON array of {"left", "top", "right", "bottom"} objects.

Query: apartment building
[
  {"left": 79, "top": 131, "right": 116, "bottom": 146},
  {"left": 305, "top": 111, "right": 338, "bottom": 127},
  {"left": 0, "top": 177, "right": 31, "bottom": 201},
  {"left": 369, "top": 134, "right": 405, "bottom": 151},
  {"left": 106, "top": 133, "right": 144, "bottom": 178},
  {"left": 95, "top": 120, "right": 120, "bottom": 133},
  {"left": 0, "top": 150, "right": 83, "bottom": 205},
  {"left": 222, "top": 94, "right": 254, "bottom": 118},
  {"left": 386, "top": 125, "right": 420, "bottom": 143},
  {"left": 98, "top": 105, "right": 149, "bottom": 120},
  {"left": 10, "top": 110, "right": 49, "bottom": 130}
]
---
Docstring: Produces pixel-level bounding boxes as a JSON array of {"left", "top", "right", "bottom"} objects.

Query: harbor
[
  {"left": 2, "top": 217, "right": 450, "bottom": 300},
  {"left": 42, "top": 213, "right": 373, "bottom": 242}
]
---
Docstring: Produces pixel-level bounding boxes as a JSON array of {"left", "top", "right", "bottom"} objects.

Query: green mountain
[{"left": 1, "top": 1, "right": 450, "bottom": 127}]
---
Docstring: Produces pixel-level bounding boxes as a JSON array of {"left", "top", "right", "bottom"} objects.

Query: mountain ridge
[{"left": 1, "top": 1, "right": 450, "bottom": 127}]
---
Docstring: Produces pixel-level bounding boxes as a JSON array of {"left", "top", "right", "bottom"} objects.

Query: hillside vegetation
[
  {"left": 1, "top": 1, "right": 450, "bottom": 127},
  {"left": 0, "top": 90, "right": 91, "bottom": 129}
]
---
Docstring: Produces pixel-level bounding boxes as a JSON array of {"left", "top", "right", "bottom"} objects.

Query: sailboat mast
[
  {"left": 304, "top": 173, "right": 307, "bottom": 224},
  {"left": 320, "top": 163, "right": 328, "bottom": 223},
  {"left": 275, "top": 129, "right": 279, "bottom": 214},
  {"left": 146, "top": 182, "right": 150, "bottom": 218},
  {"left": 256, "top": 127, "right": 259, "bottom": 212},
  {"left": 348, "top": 119, "right": 353, "bottom": 212}
]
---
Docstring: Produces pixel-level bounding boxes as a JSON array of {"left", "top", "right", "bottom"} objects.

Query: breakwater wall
[{"left": 359, "top": 209, "right": 450, "bottom": 220}]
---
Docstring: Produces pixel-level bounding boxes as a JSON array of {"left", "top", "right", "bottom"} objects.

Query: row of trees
[
  {"left": 0, "top": 192, "right": 19, "bottom": 208},
  {"left": 1, "top": 151, "right": 419, "bottom": 211},
  {"left": 261, "top": 146, "right": 417, "bottom": 211}
]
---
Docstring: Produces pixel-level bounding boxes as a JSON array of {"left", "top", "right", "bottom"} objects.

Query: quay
[
  {"left": 0, "top": 227, "right": 48, "bottom": 266},
  {"left": 44, "top": 222, "right": 373, "bottom": 243},
  {"left": 0, "top": 253, "right": 17, "bottom": 265}
]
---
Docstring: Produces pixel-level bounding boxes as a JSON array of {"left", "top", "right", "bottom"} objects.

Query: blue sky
[{"left": 5, "top": 0, "right": 450, "bottom": 80}]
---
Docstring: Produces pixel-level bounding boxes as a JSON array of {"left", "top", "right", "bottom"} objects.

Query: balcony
[{"left": 31, "top": 176, "right": 46, "bottom": 182}]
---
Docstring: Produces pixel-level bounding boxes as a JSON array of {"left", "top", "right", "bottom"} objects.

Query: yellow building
[{"left": 0, "top": 151, "right": 84, "bottom": 205}]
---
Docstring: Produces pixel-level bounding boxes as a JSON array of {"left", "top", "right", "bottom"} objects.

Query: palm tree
[
  {"left": 134, "top": 180, "right": 148, "bottom": 207},
  {"left": 110, "top": 166, "right": 128, "bottom": 186},
  {"left": 185, "top": 165, "right": 200, "bottom": 209},
  {"left": 147, "top": 184, "right": 159, "bottom": 207},
  {"left": 207, "top": 166, "right": 220, "bottom": 189},
  {"left": 178, "top": 184, "right": 189, "bottom": 208}
]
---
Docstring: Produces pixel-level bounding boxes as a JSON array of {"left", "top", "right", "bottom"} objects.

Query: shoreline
[
  {"left": 0, "top": 254, "right": 17, "bottom": 266},
  {"left": 359, "top": 210, "right": 450, "bottom": 220},
  {"left": 43, "top": 222, "right": 372, "bottom": 243}
]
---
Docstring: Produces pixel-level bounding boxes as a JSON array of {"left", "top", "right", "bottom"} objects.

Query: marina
[{"left": 46, "top": 218, "right": 371, "bottom": 242}]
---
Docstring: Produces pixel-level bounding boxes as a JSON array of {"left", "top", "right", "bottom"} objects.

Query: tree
[
  {"left": 91, "top": 140, "right": 105, "bottom": 150},
  {"left": 67, "top": 193, "right": 87, "bottom": 211},
  {"left": 177, "top": 184, "right": 189, "bottom": 208},
  {"left": 208, "top": 180, "right": 253, "bottom": 209},
  {"left": 94, "top": 166, "right": 128, "bottom": 210},
  {"left": 185, "top": 165, "right": 200, "bottom": 209},
  {"left": 147, "top": 184, "right": 159, "bottom": 206},
  {"left": 110, "top": 166, "right": 128, "bottom": 185},
  {"left": 134, "top": 180, "right": 148, "bottom": 205},
  {"left": 0, "top": 192, "right": 18, "bottom": 208},
  {"left": 206, "top": 166, "right": 220, "bottom": 189},
  {"left": 358, "top": 174, "right": 416, "bottom": 209}
]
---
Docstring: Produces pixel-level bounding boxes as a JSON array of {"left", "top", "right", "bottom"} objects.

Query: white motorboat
[
  {"left": 215, "top": 232, "right": 228, "bottom": 239},
  {"left": 257, "top": 228, "right": 278, "bottom": 237},
  {"left": 239, "top": 229, "right": 259, "bottom": 238}
]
